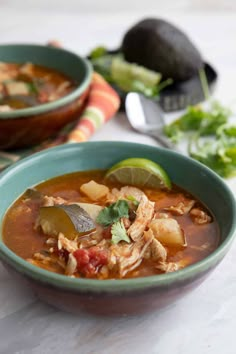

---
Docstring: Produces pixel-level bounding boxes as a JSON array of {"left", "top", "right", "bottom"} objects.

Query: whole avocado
[{"left": 122, "top": 18, "right": 203, "bottom": 81}]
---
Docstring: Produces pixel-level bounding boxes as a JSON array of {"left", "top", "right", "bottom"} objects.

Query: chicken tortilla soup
[
  {"left": 0, "top": 62, "right": 75, "bottom": 111},
  {"left": 2, "top": 159, "right": 220, "bottom": 280}
]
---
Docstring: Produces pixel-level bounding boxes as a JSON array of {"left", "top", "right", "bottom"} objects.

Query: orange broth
[
  {"left": 0, "top": 62, "right": 75, "bottom": 109},
  {"left": 2, "top": 170, "right": 220, "bottom": 278}
]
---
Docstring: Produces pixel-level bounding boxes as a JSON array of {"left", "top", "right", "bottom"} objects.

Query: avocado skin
[{"left": 122, "top": 18, "right": 203, "bottom": 81}]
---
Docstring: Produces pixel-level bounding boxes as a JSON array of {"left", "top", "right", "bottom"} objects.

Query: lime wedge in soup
[{"left": 105, "top": 158, "right": 171, "bottom": 189}]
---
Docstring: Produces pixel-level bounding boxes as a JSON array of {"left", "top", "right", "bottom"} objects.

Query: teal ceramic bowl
[
  {"left": 0, "top": 44, "right": 92, "bottom": 149},
  {"left": 0, "top": 142, "right": 235, "bottom": 315}
]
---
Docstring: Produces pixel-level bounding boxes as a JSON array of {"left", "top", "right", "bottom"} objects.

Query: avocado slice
[{"left": 39, "top": 204, "right": 96, "bottom": 240}]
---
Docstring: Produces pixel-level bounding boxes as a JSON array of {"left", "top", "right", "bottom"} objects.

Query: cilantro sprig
[
  {"left": 189, "top": 123, "right": 236, "bottom": 178},
  {"left": 164, "top": 69, "right": 236, "bottom": 178},
  {"left": 111, "top": 220, "right": 130, "bottom": 244},
  {"left": 164, "top": 102, "right": 231, "bottom": 143},
  {"left": 96, "top": 200, "right": 129, "bottom": 227},
  {"left": 96, "top": 200, "right": 131, "bottom": 244}
]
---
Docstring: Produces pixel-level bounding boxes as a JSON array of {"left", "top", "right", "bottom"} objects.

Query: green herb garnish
[
  {"left": 189, "top": 124, "right": 236, "bottom": 178},
  {"left": 164, "top": 68, "right": 236, "bottom": 178},
  {"left": 164, "top": 103, "right": 236, "bottom": 178},
  {"left": 111, "top": 220, "right": 131, "bottom": 244},
  {"left": 164, "top": 103, "right": 231, "bottom": 143},
  {"left": 96, "top": 200, "right": 129, "bottom": 227},
  {"left": 26, "top": 81, "right": 39, "bottom": 94},
  {"left": 89, "top": 46, "right": 108, "bottom": 60}
]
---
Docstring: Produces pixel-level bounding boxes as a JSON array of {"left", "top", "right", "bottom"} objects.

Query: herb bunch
[{"left": 164, "top": 70, "right": 236, "bottom": 178}]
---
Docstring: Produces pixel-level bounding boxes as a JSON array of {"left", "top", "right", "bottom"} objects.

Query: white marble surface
[{"left": 0, "top": 2, "right": 236, "bottom": 353}]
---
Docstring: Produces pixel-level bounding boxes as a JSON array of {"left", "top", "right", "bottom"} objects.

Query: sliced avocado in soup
[{"left": 39, "top": 204, "right": 96, "bottom": 240}]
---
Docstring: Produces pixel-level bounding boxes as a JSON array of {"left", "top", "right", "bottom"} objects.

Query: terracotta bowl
[
  {"left": 0, "top": 44, "right": 92, "bottom": 149},
  {"left": 0, "top": 142, "right": 235, "bottom": 315}
]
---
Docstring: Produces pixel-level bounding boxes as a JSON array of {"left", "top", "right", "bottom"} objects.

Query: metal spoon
[{"left": 125, "top": 92, "right": 177, "bottom": 150}]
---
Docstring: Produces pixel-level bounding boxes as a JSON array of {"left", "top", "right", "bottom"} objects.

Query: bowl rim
[
  {"left": 0, "top": 44, "right": 92, "bottom": 119},
  {"left": 0, "top": 141, "right": 235, "bottom": 292}
]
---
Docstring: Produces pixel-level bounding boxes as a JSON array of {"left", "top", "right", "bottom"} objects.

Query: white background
[{"left": 0, "top": 1, "right": 236, "bottom": 353}]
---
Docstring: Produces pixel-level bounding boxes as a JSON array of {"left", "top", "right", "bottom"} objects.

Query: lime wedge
[{"left": 105, "top": 158, "right": 171, "bottom": 189}]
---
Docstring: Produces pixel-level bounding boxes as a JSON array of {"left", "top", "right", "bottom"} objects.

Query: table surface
[{"left": 0, "top": 3, "right": 236, "bottom": 354}]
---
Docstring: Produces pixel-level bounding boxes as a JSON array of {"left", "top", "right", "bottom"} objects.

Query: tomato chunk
[{"left": 73, "top": 247, "right": 108, "bottom": 277}]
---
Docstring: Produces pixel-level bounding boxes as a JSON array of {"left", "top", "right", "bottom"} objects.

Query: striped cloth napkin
[{"left": 0, "top": 72, "right": 120, "bottom": 171}]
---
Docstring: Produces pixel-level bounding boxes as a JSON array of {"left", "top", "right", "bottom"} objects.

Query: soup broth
[
  {"left": 0, "top": 62, "right": 75, "bottom": 111},
  {"left": 2, "top": 170, "right": 220, "bottom": 279}
]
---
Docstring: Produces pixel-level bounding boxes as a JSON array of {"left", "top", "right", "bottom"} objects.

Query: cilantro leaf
[
  {"left": 189, "top": 128, "right": 236, "bottom": 178},
  {"left": 96, "top": 200, "right": 129, "bottom": 227},
  {"left": 164, "top": 68, "right": 235, "bottom": 178},
  {"left": 89, "top": 46, "right": 108, "bottom": 60},
  {"left": 111, "top": 220, "right": 131, "bottom": 244},
  {"left": 164, "top": 98, "right": 235, "bottom": 178},
  {"left": 190, "top": 149, "right": 236, "bottom": 178},
  {"left": 164, "top": 103, "right": 230, "bottom": 143}
]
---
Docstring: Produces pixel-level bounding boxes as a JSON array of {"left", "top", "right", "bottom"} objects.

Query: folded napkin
[{"left": 0, "top": 72, "right": 120, "bottom": 171}]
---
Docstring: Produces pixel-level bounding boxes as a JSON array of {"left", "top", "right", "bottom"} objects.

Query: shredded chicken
[
  {"left": 96, "top": 239, "right": 112, "bottom": 250},
  {"left": 121, "top": 217, "right": 131, "bottom": 229},
  {"left": 143, "top": 229, "right": 167, "bottom": 261},
  {"left": 164, "top": 200, "right": 195, "bottom": 216},
  {"left": 65, "top": 253, "right": 77, "bottom": 275},
  {"left": 33, "top": 252, "right": 53, "bottom": 263},
  {"left": 58, "top": 233, "right": 78, "bottom": 253},
  {"left": 42, "top": 195, "right": 66, "bottom": 207},
  {"left": 156, "top": 261, "right": 180, "bottom": 273},
  {"left": 0, "top": 72, "right": 15, "bottom": 82},
  {"left": 190, "top": 242, "right": 211, "bottom": 251},
  {"left": 28, "top": 252, "right": 66, "bottom": 270},
  {"left": 149, "top": 238, "right": 167, "bottom": 261},
  {"left": 154, "top": 212, "right": 170, "bottom": 219},
  {"left": 79, "top": 238, "right": 99, "bottom": 248},
  {"left": 48, "top": 82, "right": 70, "bottom": 101},
  {"left": 109, "top": 230, "right": 153, "bottom": 277},
  {"left": 98, "top": 265, "right": 109, "bottom": 279},
  {"left": 0, "top": 63, "right": 18, "bottom": 81},
  {"left": 190, "top": 208, "right": 212, "bottom": 224},
  {"left": 78, "top": 233, "right": 109, "bottom": 249},
  {"left": 45, "top": 237, "right": 57, "bottom": 245},
  {"left": 107, "top": 186, "right": 145, "bottom": 204},
  {"left": 19, "top": 62, "right": 34, "bottom": 77},
  {"left": 127, "top": 195, "right": 155, "bottom": 241}
]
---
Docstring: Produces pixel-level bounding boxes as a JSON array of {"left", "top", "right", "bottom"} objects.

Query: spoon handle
[{"left": 150, "top": 130, "right": 179, "bottom": 151}]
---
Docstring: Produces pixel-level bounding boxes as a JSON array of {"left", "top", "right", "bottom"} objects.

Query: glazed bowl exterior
[
  {"left": 0, "top": 142, "right": 235, "bottom": 315},
  {"left": 0, "top": 44, "right": 92, "bottom": 149}
]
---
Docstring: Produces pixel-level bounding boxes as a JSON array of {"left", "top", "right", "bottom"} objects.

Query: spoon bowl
[{"left": 125, "top": 92, "right": 177, "bottom": 150}]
